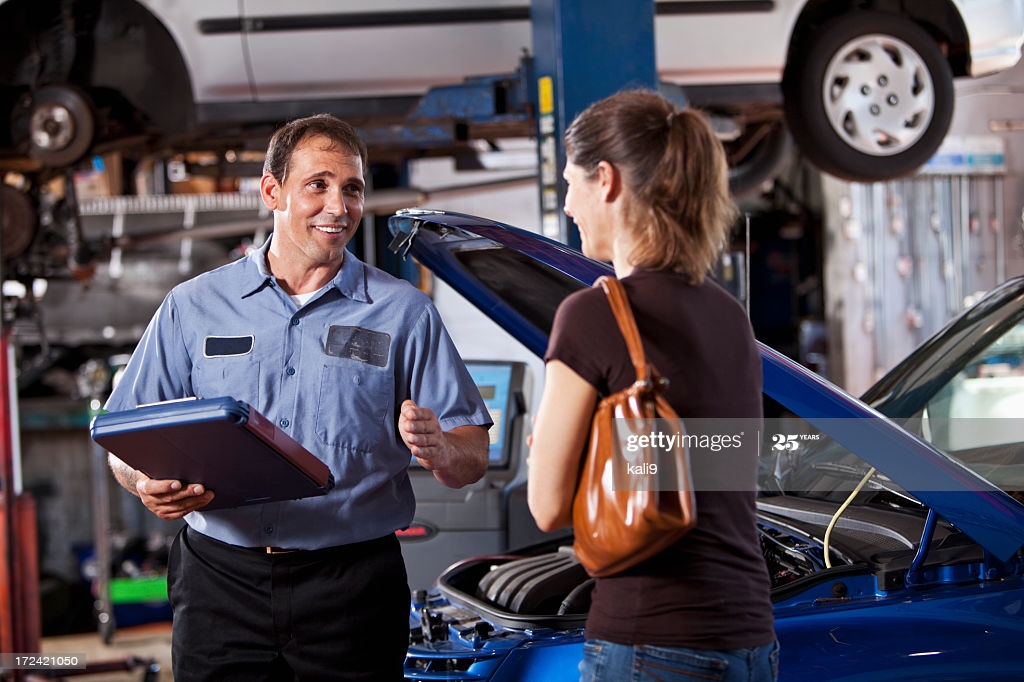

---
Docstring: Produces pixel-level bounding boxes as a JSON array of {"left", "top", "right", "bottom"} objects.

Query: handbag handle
[{"left": 595, "top": 275, "right": 652, "bottom": 385}]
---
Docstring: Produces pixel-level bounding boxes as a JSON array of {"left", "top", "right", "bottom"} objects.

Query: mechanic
[{"left": 105, "top": 113, "right": 492, "bottom": 681}]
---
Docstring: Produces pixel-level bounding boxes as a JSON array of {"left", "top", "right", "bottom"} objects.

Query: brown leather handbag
[{"left": 572, "top": 276, "right": 697, "bottom": 577}]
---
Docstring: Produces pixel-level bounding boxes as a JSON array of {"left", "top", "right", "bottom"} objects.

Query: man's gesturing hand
[
  {"left": 398, "top": 399, "right": 489, "bottom": 488},
  {"left": 399, "top": 399, "right": 448, "bottom": 470}
]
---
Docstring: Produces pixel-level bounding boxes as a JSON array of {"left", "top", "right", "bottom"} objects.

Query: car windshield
[
  {"left": 774, "top": 316, "right": 1024, "bottom": 506},
  {"left": 454, "top": 246, "right": 586, "bottom": 335}
]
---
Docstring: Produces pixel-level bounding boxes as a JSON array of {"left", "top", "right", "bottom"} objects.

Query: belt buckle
[{"left": 265, "top": 546, "right": 299, "bottom": 555}]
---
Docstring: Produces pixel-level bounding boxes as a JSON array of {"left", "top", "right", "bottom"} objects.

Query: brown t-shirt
[{"left": 546, "top": 268, "right": 775, "bottom": 649}]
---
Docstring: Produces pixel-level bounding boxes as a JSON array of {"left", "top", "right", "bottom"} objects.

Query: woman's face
[{"left": 563, "top": 161, "right": 613, "bottom": 261}]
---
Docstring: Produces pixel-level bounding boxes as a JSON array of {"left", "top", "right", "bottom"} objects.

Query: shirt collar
[{"left": 242, "top": 235, "right": 369, "bottom": 303}]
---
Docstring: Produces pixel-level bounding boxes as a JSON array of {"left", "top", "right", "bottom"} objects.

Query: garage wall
[{"left": 822, "top": 51, "right": 1024, "bottom": 396}]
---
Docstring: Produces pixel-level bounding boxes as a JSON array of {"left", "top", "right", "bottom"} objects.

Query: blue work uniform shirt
[{"left": 104, "top": 236, "right": 492, "bottom": 549}]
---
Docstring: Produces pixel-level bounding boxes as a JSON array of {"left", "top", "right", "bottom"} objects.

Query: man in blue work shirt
[{"left": 105, "top": 113, "right": 492, "bottom": 681}]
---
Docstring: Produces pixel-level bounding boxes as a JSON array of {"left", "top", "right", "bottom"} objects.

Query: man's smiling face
[{"left": 263, "top": 134, "right": 366, "bottom": 272}]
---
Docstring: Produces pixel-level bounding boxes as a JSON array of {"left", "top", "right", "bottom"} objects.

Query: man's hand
[
  {"left": 108, "top": 453, "right": 214, "bottom": 520},
  {"left": 135, "top": 474, "right": 216, "bottom": 521},
  {"left": 398, "top": 399, "right": 489, "bottom": 488},
  {"left": 398, "top": 400, "right": 447, "bottom": 466}
]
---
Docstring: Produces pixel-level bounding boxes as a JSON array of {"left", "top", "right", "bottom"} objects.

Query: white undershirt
[{"left": 290, "top": 289, "right": 320, "bottom": 307}]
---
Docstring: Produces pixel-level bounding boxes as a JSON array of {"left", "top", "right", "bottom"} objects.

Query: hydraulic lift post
[
  {"left": 1, "top": 335, "right": 38, "bottom": 682},
  {"left": 529, "top": 0, "right": 658, "bottom": 249}
]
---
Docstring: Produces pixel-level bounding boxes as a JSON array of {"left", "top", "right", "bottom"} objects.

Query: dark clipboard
[{"left": 90, "top": 397, "right": 335, "bottom": 510}]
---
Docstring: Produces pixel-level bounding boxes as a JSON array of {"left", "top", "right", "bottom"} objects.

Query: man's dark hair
[{"left": 263, "top": 113, "right": 368, "bottom": 182}]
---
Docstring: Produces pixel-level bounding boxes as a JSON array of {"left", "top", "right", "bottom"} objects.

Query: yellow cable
[{"left": 823, "top": 467, "right": 876, "bottom": 569}]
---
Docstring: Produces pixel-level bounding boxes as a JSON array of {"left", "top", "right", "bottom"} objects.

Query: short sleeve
[
  {"left": 402, "top": 302, "right": 494, "bottom": 432},
  {"left": 545, "top": 286, "right": 619, "bottom": 394},
  {"left": 104, "top": 290, "right": 195, "bottom": 412}
]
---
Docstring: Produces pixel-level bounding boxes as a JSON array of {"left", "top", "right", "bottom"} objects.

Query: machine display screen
[
  {"left": 408, "top": 360, "right": 521, "bottom": 470},
  {"left": 465, "top": 361, "right": 518, "bottom": 467}
]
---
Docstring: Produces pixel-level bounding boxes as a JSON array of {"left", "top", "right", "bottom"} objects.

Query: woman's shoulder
[
  {"left": 627, "top": 269, "right": 746, "bottom": 314},
  {"left": 548, "top": 284, "right": 616, "bottom": 354},
  {"left": 556, "top": 283, "right": 616, "bottom": 321}
]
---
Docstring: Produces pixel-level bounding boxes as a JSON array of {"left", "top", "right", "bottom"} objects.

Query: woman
[{"left": 528, "top": 89, "right": 778, "bottom": 682}]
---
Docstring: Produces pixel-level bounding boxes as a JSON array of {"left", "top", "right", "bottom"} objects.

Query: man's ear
[
  {"left": 259, "top": 173, "right": 280, "bottom": 210},
  {"left": 596, "top": 160, "right": 620, "bottom": 203}
]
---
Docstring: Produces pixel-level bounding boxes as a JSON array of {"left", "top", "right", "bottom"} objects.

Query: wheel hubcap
[
  {"left": 29, "top": 102, "right": 76, "bottom": 152},
  {"left": 822, "top": 33, "right": 934, "bottom": 156}
]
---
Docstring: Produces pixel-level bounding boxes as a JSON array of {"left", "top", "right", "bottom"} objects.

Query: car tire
[
  {"left": 22, "top": 85, "right": 96, "bottom": 167},
  {"left": 782, "top": 11, "right": 954, "bottom": 182},
  {"left": 1, "top": 184, "right": 38, "bottom": 259},
  {"left": 727, "top": 119, "right": 793, "bottom": 198}
]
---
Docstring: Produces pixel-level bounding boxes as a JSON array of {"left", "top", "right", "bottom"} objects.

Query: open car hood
[{"left": 388, "top": 209, "right": 1024, "bottom": 561}]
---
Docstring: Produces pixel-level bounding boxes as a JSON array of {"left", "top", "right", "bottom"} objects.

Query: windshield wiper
[{"left": 808, "top": 462, "right": 919, "bottom": 505}]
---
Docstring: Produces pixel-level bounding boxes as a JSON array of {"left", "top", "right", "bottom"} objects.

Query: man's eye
[{"left": 309, "top": 180, "right": 327, "bottom": 190}]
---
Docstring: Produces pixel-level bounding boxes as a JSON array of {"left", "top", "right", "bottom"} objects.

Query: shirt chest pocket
[
  {"left": 315, "top": 360, "right": 393, "bottom": 449},
  {"left": 193, "top": 354, "right": 261, "bottom": 404}
]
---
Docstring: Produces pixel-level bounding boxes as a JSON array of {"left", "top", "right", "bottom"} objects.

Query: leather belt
[{"left": 265, "top": 546, "right": 300, "bottom": 555}]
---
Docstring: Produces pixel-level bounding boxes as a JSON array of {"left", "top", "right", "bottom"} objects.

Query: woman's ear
[{"left": 596, "top": 160, "right": 621, "bottom": 203}]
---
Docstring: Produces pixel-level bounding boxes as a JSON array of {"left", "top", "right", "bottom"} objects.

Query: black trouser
[{"left": 167, "top": 526, "right": 409, "bottom": 681}]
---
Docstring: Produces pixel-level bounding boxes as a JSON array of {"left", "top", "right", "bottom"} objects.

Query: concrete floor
[{"left": 37, "top": 622, "right": 172, "bottom": 682}]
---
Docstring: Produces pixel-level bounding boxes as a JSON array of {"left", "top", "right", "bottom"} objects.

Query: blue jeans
[{"left": 579, "top": 639, "right": 779, "bottom": 682}]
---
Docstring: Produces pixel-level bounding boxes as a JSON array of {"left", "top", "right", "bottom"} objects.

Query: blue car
[{"left": 388, "top": 209, "right": 1024, "bottom": 682}]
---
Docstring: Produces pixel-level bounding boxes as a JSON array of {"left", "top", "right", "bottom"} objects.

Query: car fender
[
  {"left": 137, "top": 0, "right": 251, "bottom": 103},
  {"left": 954, "top": 0, "right": 1024, "bottom": 76},
  {"left": 774, "top": 584, "right": 1024, "bottom": 681}
]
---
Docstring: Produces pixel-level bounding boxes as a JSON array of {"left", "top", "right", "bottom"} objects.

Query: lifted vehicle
[{"left": 1, "top": 1, "right": 1022, "bottom": 182}]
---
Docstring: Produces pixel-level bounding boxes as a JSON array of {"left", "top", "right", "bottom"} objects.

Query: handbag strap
[{"left": 595, "top": 275, "right": 652, "bottom": 384}]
